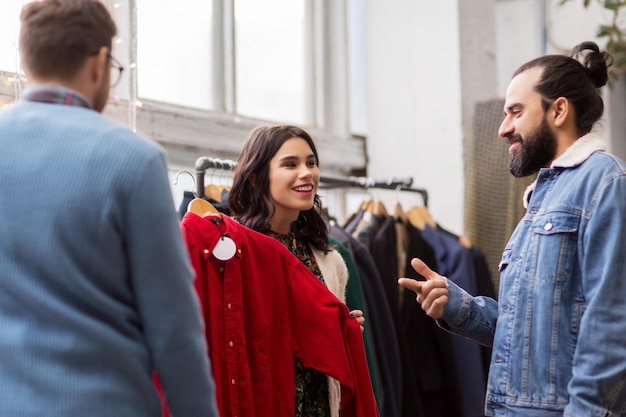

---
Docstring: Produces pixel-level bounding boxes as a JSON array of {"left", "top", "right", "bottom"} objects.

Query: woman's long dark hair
[{"left": 228, "top": 125, "right": 331, "bottom": 253}]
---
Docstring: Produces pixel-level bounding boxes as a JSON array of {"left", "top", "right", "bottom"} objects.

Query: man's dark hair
[
  {"left": 19, "top": 0, "right": 117, "bottom": 81},
  {"left": 513, "top": 41, "right": 613, "bottom": 136}
]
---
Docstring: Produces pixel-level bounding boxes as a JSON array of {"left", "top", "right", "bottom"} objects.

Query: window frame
[
  {"left": 0, "top": 0, "right": 365, "bottom": 177},
  {"left": 117, "top": 0, "right": 365, "bottom": 176}
]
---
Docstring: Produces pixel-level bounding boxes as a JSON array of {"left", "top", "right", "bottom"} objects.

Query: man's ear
[
  {"left": 551, "top": 96, "right": 570, "bottom": 128},
  {"left": 90, "top": 46, "right": 109, "bottom": 84}
]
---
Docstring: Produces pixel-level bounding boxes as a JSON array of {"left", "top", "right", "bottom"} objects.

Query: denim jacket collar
[{"left": 522, "top": 132, "right": 606, "bottom": 208}]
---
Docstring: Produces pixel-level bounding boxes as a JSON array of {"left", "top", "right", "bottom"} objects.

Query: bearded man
[{"left": 399, "top": 41, "right": 626, "bottom": 417}]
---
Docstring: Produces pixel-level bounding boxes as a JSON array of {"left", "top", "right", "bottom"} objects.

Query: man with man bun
[{"left": 400, "top": 41, "right": 626, "bottom": 416}]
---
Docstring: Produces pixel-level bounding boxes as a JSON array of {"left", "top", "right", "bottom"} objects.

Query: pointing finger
[
  {"left": 397, "top": 277, "right": 423, "bottom": 293},
  {"left": 410, "top": 258, "right": 443, "bottom": 281}
]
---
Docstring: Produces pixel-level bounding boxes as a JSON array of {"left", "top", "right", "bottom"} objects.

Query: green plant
[{"left": 560, "top": 0, "right": 626, "bottom": 73}]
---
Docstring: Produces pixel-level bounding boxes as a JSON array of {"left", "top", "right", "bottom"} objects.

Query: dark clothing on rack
[
  {"left": 401, "top": 224, "right": 465, "bottom": 417},
  {"left": 331, "top": 225, "right": 403, "bottom": 417},
  {"left": 351, "top": 212, "right": 380, "bottom": 251},
  {"left": 358, "top": 216, "right": 464, "bottom": 417},
  {"left": 419, "top": 225, "right": 487, "bottom": 417},
  {"left": 369, "top": 216, "right": 425, "bottom": 417},
  {"left": 330, "top": 236, "right": 383, "bottom": 416},
  {"left": 435, "top": 227, "right": 496, "bottom": 380}
]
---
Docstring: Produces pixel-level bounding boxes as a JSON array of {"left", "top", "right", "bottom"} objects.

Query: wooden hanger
[
  {"left": 458, "top": 235, "right": 473, "bottom": 249},
  {"left": 417, "top": 205, "right": 436, "bottom": 228},
  {"left": 392, "top": 201, "right": 408, "bottom": 225},
  {"left": 406, "top": 205, "right": 436, "bottom": 229},
  {"left": 359, "top": 199, "right": 373, "bottom": 212},
  {"left": 406, "top": 206, "right": 426, "bottom": 230},
  {"left": 372, "top": 199, "right": 388, "bottom": 217},
  {"left": 204, "top": 184, "right": 223, "bottom": 201},
  {"left": 187, "top": 198, "right": 219, "bottom": 216}
]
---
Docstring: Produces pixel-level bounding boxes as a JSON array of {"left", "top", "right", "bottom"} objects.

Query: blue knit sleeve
[{"left": 120, "top": 146, "right": 219, "bottom": 416}]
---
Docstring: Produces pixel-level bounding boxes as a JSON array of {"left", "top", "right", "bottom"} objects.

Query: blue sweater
[{"left": 0, "top": 93, "right": 218, "bottom": 416}]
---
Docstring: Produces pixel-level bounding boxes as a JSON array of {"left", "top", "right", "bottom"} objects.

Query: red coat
[{"left": 181, "top": 212, "right": 379, "bottom": 417}]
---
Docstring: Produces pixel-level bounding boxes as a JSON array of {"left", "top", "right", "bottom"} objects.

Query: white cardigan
[
  {"left": 312, "top": 247, "right": 348, "bottom": 303},
  {"left": 312, "top": 247, "right": 349, "bottom": 417}
]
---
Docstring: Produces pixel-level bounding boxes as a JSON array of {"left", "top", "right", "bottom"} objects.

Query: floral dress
[{"left": 274, "top": 228, "right": 331, "bottom": 417}]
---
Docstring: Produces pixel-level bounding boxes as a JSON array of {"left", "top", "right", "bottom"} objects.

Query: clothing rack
[
  {"left": 194, "top": 157, "right": 236, "bottom": 198},
  {"left": 194, "top": 156, "right": 429, "bottom": 207}
]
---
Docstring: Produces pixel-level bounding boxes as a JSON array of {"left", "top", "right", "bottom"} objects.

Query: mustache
[{"left": 506, "top": 133, "right": 522, "bottom": 144}]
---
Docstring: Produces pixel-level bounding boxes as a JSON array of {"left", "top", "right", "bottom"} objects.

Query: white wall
[
  {"left": 363, "top": 0, "right": 625, "bottom": 236},
  {"left": 495, "top": 0, "right": 543, "bottom": 95},
  {"left": 364, "top": 0, "right": 465, "bottom": 234}
]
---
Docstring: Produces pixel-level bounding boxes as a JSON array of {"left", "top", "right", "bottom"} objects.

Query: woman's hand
[{"left": 349, "top": 309, "right": 365, "bottom": 333}]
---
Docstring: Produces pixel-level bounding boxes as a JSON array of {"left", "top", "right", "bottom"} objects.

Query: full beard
[{"left": 508, "top": 116, "right": 557, "bottom": 178}]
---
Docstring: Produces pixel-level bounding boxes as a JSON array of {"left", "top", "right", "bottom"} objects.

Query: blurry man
[{"left": 0, "top": 1, "right": 218, "bottom": 416}]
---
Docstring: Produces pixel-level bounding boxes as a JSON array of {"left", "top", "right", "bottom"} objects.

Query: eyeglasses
[{"left": 108, "top": 54, "right": 124, "bottom": 87}]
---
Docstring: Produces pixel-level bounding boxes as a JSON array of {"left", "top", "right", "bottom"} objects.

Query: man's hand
[{"left": 398, "top": 258, "right": 449, "bottom": 319}]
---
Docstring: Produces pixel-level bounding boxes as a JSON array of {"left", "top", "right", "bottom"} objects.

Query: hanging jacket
[
  {"left": 331, "top": 224, "right": 402, "bottom": 417},
  {"left": 181, "top": 212, "right": 379, "bottom": 417}
]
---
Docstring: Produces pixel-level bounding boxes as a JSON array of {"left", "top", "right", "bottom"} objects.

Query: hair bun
[{"left": 570, "top": 41, "right": 614, "bottom": 88}]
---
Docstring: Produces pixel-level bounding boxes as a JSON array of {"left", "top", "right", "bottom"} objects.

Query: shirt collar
[
  {"left": 550, "top": 131, "right": 606, "bottom": 168},
  {"left": 182, "top": 212, "right": 244, "bottom": 250},
  {"left": 522, "top": 132, "right": 607, "bottom": 208},
  {"left": 22, "top": 85, "right": 93, "bottom": 110}
]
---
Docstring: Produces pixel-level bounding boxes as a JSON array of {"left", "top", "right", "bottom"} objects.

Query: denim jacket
[{"left": 441, "top": 134, "right": 626, "bottom": 417}]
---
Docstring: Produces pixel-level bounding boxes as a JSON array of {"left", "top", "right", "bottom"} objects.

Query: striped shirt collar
[{"left": 22, "top": 85, "right": 92, "bottom": 110}]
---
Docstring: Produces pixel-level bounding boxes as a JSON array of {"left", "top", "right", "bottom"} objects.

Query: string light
[{"left": 103, "top": 1, "right": 138, "bottom": 131}]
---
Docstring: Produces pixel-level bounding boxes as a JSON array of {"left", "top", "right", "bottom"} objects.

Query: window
[
  {"left": 137, "top": 0, "right": 215, "bottom": 110},
  {"left": 137, "top": 0, "right": 309, "bottom": 125},
  {"left": 0, "top": 1, "right": 29, "bottom": 73},
  {"left": 0, "top": 0, "right": 366, "bottom": 177},
  {"left": 0, "top": 0, "right": 33, "bottom": 108},
  {"left": 347, "top": 0, "right": 367, "bottom": 136},
  {"left": 234, "top": 0, "right": 309, "bottom": 124}
]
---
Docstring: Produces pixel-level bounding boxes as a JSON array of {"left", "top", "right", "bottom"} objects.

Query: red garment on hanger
[{"left": 181, "top": 212, "right": 379, "bottom": 417}]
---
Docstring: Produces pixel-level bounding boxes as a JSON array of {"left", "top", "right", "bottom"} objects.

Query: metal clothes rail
[{"left": 193, "top": 156, "right": 428, "bottom": 207}]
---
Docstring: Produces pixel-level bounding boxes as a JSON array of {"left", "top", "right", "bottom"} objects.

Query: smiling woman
[
  {"left": 227, "top": 124, "right": 366, "bottom": 417},
  {"left": 228, "top": 125, "right": 327, "bottom": 244},
  {"left": 267, "top": 136, "right": 320, "bottom": 233}
]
